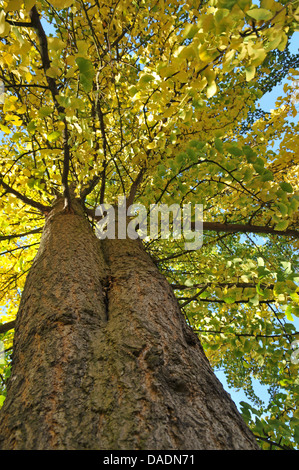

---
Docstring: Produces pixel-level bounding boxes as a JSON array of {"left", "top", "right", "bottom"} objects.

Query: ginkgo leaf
[
  {"left": 139, "top": 73, "right": 156, "bottom": 85},
  {"left": 275, "top": 220, "right": 289, "bottom": 231},
  {"left": 247, "top": 8, "right": 273, "bottom": 21},
  {"left": 75, "top": 57, "right": 94, "bottom": 76},
  {"left": 206, "top": 81, "right": 217, "bottom": 98},
  {"left": 38, "top": 107, "right": 54, "bottom": 118},
  {"left": 280, "top": 182, "right": 293, "bottom": 193},
  {"left": 277, "top": 202, "right": 288, "bottom": 217},
  {"left": 0, "top": 10, "right": 6, "bottom": 35},
  {"left": 48, "top": 0, "right": 74, "bottom": 8},
  {"left": 75, "top": 57, "right": 95, "bottom": 92},
  {"left": 47, "top": 131, "right": 61, "bottom": 142},
  {"left": 245, "top": 65, "right": 256, "bottom": 82},
  {"left": 24, "top": 0, "right": 36, "bottom": 11},
  {"left": 46, "top": 66, "right": 61, "bottom": 79},
  {"left": 5, "top": 0, "right": 23, "bottom": 11},
  {"left": 215, "top": 138, "right": 223, "bottom": 153}
]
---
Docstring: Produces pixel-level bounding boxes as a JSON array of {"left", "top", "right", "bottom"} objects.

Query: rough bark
[{"left": 0, "top": 196, "right": 259, "bottom": 450}]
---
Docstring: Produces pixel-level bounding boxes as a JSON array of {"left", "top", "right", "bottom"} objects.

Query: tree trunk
[{"left": 0, "top": 196, "right": 259, "bottom": 450}]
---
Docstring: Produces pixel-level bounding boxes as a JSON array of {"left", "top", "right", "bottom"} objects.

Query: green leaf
[
  {"left": 27, "top": 120, "right": 37, "bottom": 134},
  {"left": 223, "top": 296, "right": 235, "bottom": 304},
  {"left": 249, "top": 293, "right": 259, "bottom": 306},
  {"left": 38, "top": 106, "right": 53, "bottom": 118},
  {"left": 274, "top": 220, "right": 289, "bottom": 231},
  {"left": 215, "top": 138, "right": 223, "bottom": 153},
  {"left": 243, "top": 146, "right": 256, "bottom": 162},
  {"left": 292, "top": 307, "right": 299, "bottom": 318},
  {"left": 285, "top": 305, "right": 294, "bottom": 322},
  {"left": 281, "top": 261, "right": 292, "bottom": 274},
  {"left": 75, "top": 57, "right": 95, "bottom": 92},
  {"left": 75, "top": 57, "right": 95, "bottom": 76},
  {"left": 256, "top": 281, "right": 265, "bottom": 296},
  {"left": 47, "top": 131, "right": 61, "bottom": 142},
  {"left": 247, "top": 8, "right": 273, "bottom": 21},
  {"left": 79, "top": 74, "right": 93, "bottom": 93},
  {"left": 245, "top": 65, "right": 256, "bottom": 82},
  {"left": 27, "top": 177, "right": 35, "bottom": 188},
  {"left": 139, "top": 73, "right": 155, "bottom": 85},
  {"left": 228, "top": 145, "right": 242, "bottom": 156},
  {"left": 280, "top": 182, "right": 293, "bottom": 193}
]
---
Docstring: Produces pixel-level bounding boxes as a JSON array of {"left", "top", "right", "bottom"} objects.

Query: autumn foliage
[{"left": 0, "top": 0, "right": 299, "bottom": 449}]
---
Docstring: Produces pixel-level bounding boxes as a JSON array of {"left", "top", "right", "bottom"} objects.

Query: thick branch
[
  {"left": 29, "top": 6, "right": 61, "bottom": 108},
  {"left": 0, "top": 321, "right": 15, "bottom": 335},
  {"left": 29, "top": 6, "right": 71, "bottom": 209},
  {"left": 127, "top": 168, "right": 145, "bottom": 207},
  {"left": 199, "top": 221, "right": 299, "bottom": 239},
  {"left": 84, "top": 206, "right": 299, "bottom": 240},
  {"left": 0, "top": 178, "right": 50, "bottom": 214},
  {"left": 80, "top": 100, "right": 108, "bottom": 202}
]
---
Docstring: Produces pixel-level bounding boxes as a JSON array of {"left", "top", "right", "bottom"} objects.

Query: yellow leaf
[
  {"left": 25, "top": 72, "right": 32, "bottom": 83},
  {"left": 0, "top": 10, "right": 6, "bottom": 36},
  {"left": 206, "top": 81, "right": 217, "bottom": 98},
  {"left": 22, "top": 169, "right": 31, "bottom": 177},
  {"left": 146, "top": 141, "right": 157, "bottom": 149},
  {"left": 50, "top": 0, "right": 75, "bottom": 8},
  {"left": 204, "top": 67, "right": 216, "bottom": 85},
  {"left": 193, "top": 76, "right": 208, "bottom": 91},
  {"left": 5, "top": 0, "right": 23, "bottom": 11},
  {"left": 159, "top": 65, "right": 178, "bottom": 79},
  {"left": 5, "top": 114, "right": 23, "bottom": 126},
  {"left": 46, "top": 66, "right": 61, "bottom": 78},
  {"left": 163, "top": 107, "right": 174, "bottom": 118},
  {"left": 0, "top": 123, "right": 11, "bottom": 134},
  {"left": 278, "top": 32, "right": 288, "bottom": 52},
  {"left": 177, "top": 45, "right": 196, "bottom": 60},
  {"left": 3, "top": 96, "right": 18, "bottom": 113},
  {"left": 48, "top": 37, "right": 67, "bottom": 51},
  {"left": 245, "top": 65, "right": 256, "bottom": 81},
  {"left": 3, "top": 53, "right": 14, "bottom": 65},
  {"left": 198, "top": 46, "right": 213, "bottom": 62},
  {"left": 24, "top": 0, "right": 36, "bottom": 11}
]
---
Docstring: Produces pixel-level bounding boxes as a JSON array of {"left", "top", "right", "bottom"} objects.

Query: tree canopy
[{"left": 0, "top": 0, "right": 299, "bottom": 450}]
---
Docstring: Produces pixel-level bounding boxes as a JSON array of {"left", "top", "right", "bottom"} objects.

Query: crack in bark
[{"left": 102, "top": 275, "right": 114, "bottom": 322}]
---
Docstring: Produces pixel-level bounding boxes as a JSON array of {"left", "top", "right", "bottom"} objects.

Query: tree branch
[
  {"left": 29, "top": 6, "right": 61, "bottom": 107},
  {"left": 0, "top": 320, "right": 15, "bottom": 335},
  {"left": 172, "top": 282, "right": 274, "bottom": 290},
  {"left": 0, "top": 227, "right": 43, "bottom": 242},
  {"left": 29, "top": 6, "right": 71, "bottom": 210},
  {"left": 198, "top": 221, "right": 299, "bottom": 239},
  {"left": 0, "top": 178, "right": 50, "bottom": 214},
  {"left": 127, "top": 168, "right": 145, "bottom": 207},
  {"left": 178, "top": 297, "right": 276, "bottom": 304}
]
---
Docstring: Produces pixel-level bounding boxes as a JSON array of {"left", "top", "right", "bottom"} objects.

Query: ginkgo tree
[{"left": 0, "top": 0, "right": 298, "bottom": 450}]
